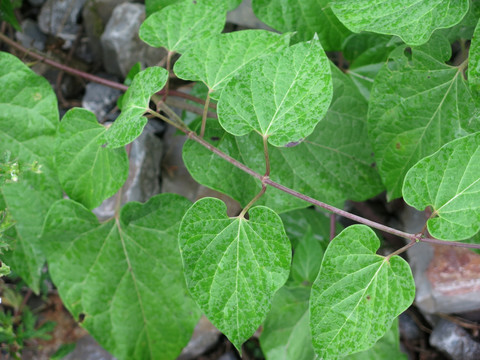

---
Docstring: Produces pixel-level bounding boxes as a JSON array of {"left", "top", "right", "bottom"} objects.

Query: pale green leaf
[
  {"left": 218, "top": 39, "right": 333, "bottom": 147},
  {"left": 174, "top": 30, "right": 291, "bottom": 99},
  {"left": 368, "top": 36, "right": 480, "bottom": 200},
  {"left": 0, "top": 51, "right": 61, "bottom": 292},
  {"left": 310, "top": 225, "right": 415, "bottom": 359},
  {"left": 436, "top": 0, "right": 480, "bottom": 42},
  {"left": 291, "top": 228, "right": 324, "bottom": 286},
  {"left": 252, "top": 0, "right": 351, "bottom": 51},
  {"left": 345, "top": 319, "right": 407, "bottom": 360},
  {"left": 184, "top": 65, "right": 383, "bottom": 212},
  {"left": 260, "top": 286, "right": 315, "bottom": 360},
  {"left": 403, "top": 132, "right": 480, "bottom": 240},
  {"left": 139, "top": 0, "right": 226, "bottom": 53},
  {"left": 146, "top": 0, "right": 240, "bottom": 16},
  {"left": 178, "top": 197, "right": 291, "bottom": 351},
  {"left": 42, "top": 194, "right": 200, "bottom": 360},
  {"left": 331, "top": 0, "right": 469, "bottom": 46},
  {"left": 469, "top": 18, "right": 480, "bottom": 93},
  {"left": 56, "top": 108, "right": 128, "bottom": 209},
  {"left": 105, "top": 67, "right": 168, "bottom": 148}
]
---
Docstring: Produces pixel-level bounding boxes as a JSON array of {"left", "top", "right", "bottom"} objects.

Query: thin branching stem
[
  {"left": 239, "top": 184, "right": 267, "bottom": 219},
  {"left": 200, "top": 90, "right": 212, "bottom": 138},
  {"left": 263, "top": 136, "right": 270, "bottom": 177}
]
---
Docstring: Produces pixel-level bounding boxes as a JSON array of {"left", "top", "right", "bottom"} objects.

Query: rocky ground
[{"left": 2, "top": 1, "right": 480, "bottom": 359}]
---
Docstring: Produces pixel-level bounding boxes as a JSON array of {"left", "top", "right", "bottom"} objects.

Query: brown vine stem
[{"left": 0, "top": 32, "right": 216, "bottom": 109}]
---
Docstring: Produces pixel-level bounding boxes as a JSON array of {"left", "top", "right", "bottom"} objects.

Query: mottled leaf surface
[
  {"left": 184, "top": 66, "right": 383, "bottom": 212},
  {"left": 174, "top": 30, "right": 291, "bottom": 99},
  {"left": 368, "top": 37, "right": 480, "bottom": 200},
  {"left": 42, "top": 194, "right": 200, "bottom": 360},
  {"left": 0, "top": 51, "right": 61, "bottom": 292},
  {"left": 403, "top": 133, "right": 480, "bottom": 240},
  {"left": 139, "top": 0, "right": 226, "bottom": 53},
  {"left": 310, "top": 225, "right": 415, "bottom": 359},
  {"left": 469, "top": 18, "right": 480, "bottom": 93},
  {"left": 331, "top": 0, "right": 469, "bottom": 45},
  {"left": 146, "top": 0, "right": 240, "bottom": 16},
  {"left": 218, "top": 39, "right": 333, "bottom": 147},
  {"left": 178, "top": 197, "right": 291, "bottom": 350},
  {"left": 260, "top": 286, "right": 314, "bottom": 360},
  {"left": 56, "top": 109, "right": 128, "bottom": 209},
  {"left": 252, "top": 0, "right": 351, "bottom": 50},
  {"left": 105, "top": 67, "right": 168, "bottom": 148}
]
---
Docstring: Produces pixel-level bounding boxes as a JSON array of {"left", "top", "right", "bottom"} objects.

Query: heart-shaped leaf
[
  {"left": 56, "top": 108, "right": 128, "bottom": 209},
  {"left": 42, "top": 194, "right": 200, "bottom": 360},
  {"left": 218, "top": 38, "right": 333, "bottom": 147},
  {"left": 105, "top": 67, "right": 168, "bottom": 148},
  {"left": 178, "top": 197, "right": 291, "bottom": 351},
  {"left": 174, "top": 30, "right": 291, "bottom": 99},
  {"left": 403, "top": 132, "right": 480, "bottom": 240},
  {"left": 331, "top": 0, "right": 469, "bottom": 46},
  {"left": 310, "top": 225, "right": 415, "bottom": 359},
  {"left": 139, "top": 0, "right": 226, "bottom": 53}
]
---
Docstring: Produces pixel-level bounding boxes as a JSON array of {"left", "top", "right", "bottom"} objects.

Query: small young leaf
[
  {"left": 403, "top": 132, "right": 480, "bottom": 241},
  {"left": 174, "top": 30, "right": 291, "bottom": 99},
  {"left": 252, "top": 0, "right": 351, "bottom": 50},
  {"left": 331, "top": 0, "right": 469, "bottom": 46},
  {"left": 105, "top": 67, "right": 168, "bottom": 148},
  {"left": 55, "top": 109, "right": 128, "bottom": 209},
  {"left": 42, "top": 194, "right": 200, "bottom": 360},
  {"left": 368, "top": 36, "right": 480, "bottom": 200},
  {"left": 260, "top": 286, "right": 315, "bottom": 360},
  {"left": 139, "top": 0, "right": 226, "bottom": 54},
  {"left": 218, "top": 39, "right": 333, "bottom": 147},
  {"left": 290, "top": 228, "right": 324, "bottom": 286},
  {"left": 178, "top": 197, "right": 291, "bottom": 351},
  {"left": 0, "top": 51, "right": 61, "bottom": 292},
  {"left": 310, "top": 225, "right": 415, "bottom": 359}
]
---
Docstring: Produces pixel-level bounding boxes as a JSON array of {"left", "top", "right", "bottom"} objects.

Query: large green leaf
[
  {"left": 218, "top": 39, "right": 333, "bottom": 147},
  {"left": 368, "top": 36, "right": 480, "bottom": 200},
  {"left": 105, "top": 67, "right": 168, "bottom": 148},
  {"left": 331, "top": 0, "right": 469, "bottom": 46},
  {"left": 260, "top": 286, "right": 314, "bottom": 360},
  {"left": 251, "top": 0, "right": 351, "bottom": 51},
  {"left": 436, "top": 0, "right": 480, "bottom": 42},
  {"left": 139, "top": 0, "right": 226, "bottom": 53},
  {"left": 42, "top": 194, "right": 200, "bottom": 360},
  {"left": 56, "top": 109, "right": 128, "bottom": 209},
  {"left": 310, "top": 225, "right": 415, "bottom": 359},
  {"left": 174, "top": 30, "right": 291, "bottom": 100},
  {"left": 178, "top": 197, "right": 291, "bottom": 351},
  {"left": 0, "top": 51, "right": 61, "bottom": 292},
  {"left": 146, "top": 0, "right": 240, "bottom": 16},
  {"left": 469, "top": 18, "right": 480, "bottom": 93},
  {"left": 184, "top": 65, "right": 383, "bottom": 212},
  {"left": 403, "top": 133, "right": 480, "bottom": 241}
]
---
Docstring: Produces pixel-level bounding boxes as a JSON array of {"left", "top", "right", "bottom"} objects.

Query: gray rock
[
  {"left": 100, "top": 2, "right": 166, "bottom": 77},
  {"left": 82, "top": 79, "right": 121, "bottom": 121},
  {"left": 15, "top": 19, "right": 47, "bottom": 51},
  {"left": 93, "top": 122, "right": 163, "bottom": 221},
  {"left": 399, "top": 313, "right": 421, "bottom": 341},
  {"left": 177, "top": 316, "right": 220, "bottom": 360},
  {"left": 430, "top": 319, "right": 480, "bottom": 360},
  {"left": 62, "top": 335, "right": 116, "bottom": 360},
  {"left": 38, "top": 0, "right": 88, "bottom": 47},
  {"left": 28, "top": 0, "right": 46, "bottom": 6},
  {"left": 227, "top": 0, "right": 274, "bottom": 30}
]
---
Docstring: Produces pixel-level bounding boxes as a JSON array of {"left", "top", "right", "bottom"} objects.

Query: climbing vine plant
[{"left": 1, "top": 0, "right": 480, "bottom": 359}]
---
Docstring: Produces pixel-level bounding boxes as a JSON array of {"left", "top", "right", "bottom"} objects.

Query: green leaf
[
  {"left": 251, "top": 0, "right": 351, "bottom": 51},
  {"left": 345, "top": 318, "right": 407, "bottom": 360},
  {"left": 260, "top": 286, "right": 315, "bottom": 360},
  {"left": 146, "top": 0, "right": 240, "bottom": 16},
  {"left": 105, "top": 67, "right": 168, "bottom": 148},
  {"left": 331, "top": 0, "right": 469, "bottom": 46},
  {"left": 42, "top": 194, "right": 200, "bottom": 360},
  {"left": 0, "top": 0, "right": 21, "bottom": 31},
  {"left": 290, "top": 228, "right": 324, "bottom": 286},
  {"left": 218, "top": 39, "right": 333, "bottom": 147},
  {"left": 310, "top": 225, "right": 415, "bottom": 359},
  {"left": 56, "top": 109, "right": 128, "bottom": 209},
  {"left": 184, "top": 65, "right": 383, "bottom": 212},
  {"left": 469, "top": 18, "right": 480, "bottom": 93},
  {"left": 403, "top": 133, "right": 480, "bottom": 240},
  {"left": 178, "top": 197, "right": 291, "bottom": 351},
  {"left": 368, "top": 36, "right": 480, "bottom": 200},
  {"left": 139, "top": 0, "right": 226, "bottom": 53},
  {"left": 174, "top": 30, "right": 291, "bottom": 99},
  {"left": 0, "top": 261, "right": 10, "bottom": 277},
  {"left": 436, "top": 0, "right": 480, "bottom": 42},
  {"left": 0, "top": 51, "right": 61, "bottom": 292}
]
